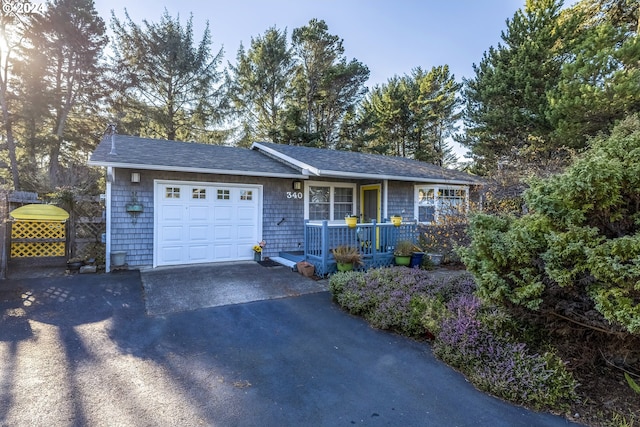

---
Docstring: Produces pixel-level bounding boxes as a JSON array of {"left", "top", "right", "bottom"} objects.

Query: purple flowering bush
[
  {"left": 329, "top": 267, "right": 473, "bottom": 336},
  {"left": 433, "top": 294, "right": 577, "bottom": 409},
  {"left": 329, "top": 267, "right": 577, "bottom": 411}
]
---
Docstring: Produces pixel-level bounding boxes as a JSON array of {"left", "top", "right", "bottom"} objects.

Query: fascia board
[
  {"left": 87, "top": 160, "right": 308, "bottom": 179},
  {"left": 251, "top": 142, "right": 320, "bottom": 176},
  {"left": 317, "top": 169, "right": 478, "bottom": 185}
]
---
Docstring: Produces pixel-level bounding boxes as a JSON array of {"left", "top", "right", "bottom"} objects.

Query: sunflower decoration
[{"left": 253, "top": 240, "right": 266, "bottom": 253}]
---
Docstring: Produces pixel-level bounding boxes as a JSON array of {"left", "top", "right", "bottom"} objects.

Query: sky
[{"left": 93, "top": 0, "right": 530, "bottom": 158}]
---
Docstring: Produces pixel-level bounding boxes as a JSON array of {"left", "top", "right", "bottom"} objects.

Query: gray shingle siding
[
  {"left": 262, "top": 179, "right": 305, "bottom": 256},
  {"left": 110, "top": 169, "right": 154, "bottom": 266},
  {"left": 387, "top": 181, "right": 416, "bottom": 221},
  {"left": 109, "top": 168, "right": 306, "bottom": 266}
]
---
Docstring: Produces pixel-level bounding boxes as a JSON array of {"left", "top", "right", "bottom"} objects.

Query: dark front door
[{"left": 361, "top": 185, "right": 381, "bottom": 223}]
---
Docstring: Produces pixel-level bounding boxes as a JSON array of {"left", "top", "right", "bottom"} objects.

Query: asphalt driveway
[{"left": 0, "top": 267, "right": 582, "bottom": 426}]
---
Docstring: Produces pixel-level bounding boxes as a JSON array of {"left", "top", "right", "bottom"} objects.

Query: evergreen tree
[
  {"left": 227, "top": 27, "right": 293, "bottom": 146},
  {"left": 460, "top": 0, "right": 574, "bottom": 173},
  {"left": 0, "top": 11, "right": 25, "bottom": 188},
  {"left": 285, "top": 19, "right": 369, "bottom": 148},
  {"left": 110, "top": 10, "right": 225, "bottom": 142},
  {"left": 351, "top": 66, "right": 461, "bottom": 167},
  {"left": 15, "top": 0, "right": 107, "bottom": 187},
  {"left": 548, "top": 0, "right": 640, "bottom": 148},
  {"left": 415, "top": 65, "right": 461, "bottom": 166}
]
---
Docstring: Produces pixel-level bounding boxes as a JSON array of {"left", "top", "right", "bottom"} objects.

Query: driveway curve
[{"left": 0, "top": 269, "right": 582, "bottom": 426}]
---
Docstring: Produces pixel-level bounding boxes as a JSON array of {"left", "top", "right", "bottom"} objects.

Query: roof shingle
[
  {"left": 252, "top": 141, "right": 479, "bottom": 184},
  {"left": 89, "top": 135, "right": 303, "bottom": 178}
]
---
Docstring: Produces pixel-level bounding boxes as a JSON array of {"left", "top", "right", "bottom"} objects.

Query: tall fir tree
[
  {"left": 0, "top": 10, "right": 25, "bottom": 188},
  {"left": 460, "top": 0, "right": 575, "bottom": 173},
  {"left": 110, "top": 10, "right": 226, "bottom": 142},
  {"left": 15, "top": 0, "right": 107, "bottom": 187},
  {"left": 347, "top": 66, "right": 461, "bottom": 167},
  {"left": 227, "top": 27, "right": 293, "bottom": 146},
  {"left": 285, "top": 19, "right": 369, "bottom": 148},
  {"left": 548, "top": 0, "right": 640, "bottom": 148}
]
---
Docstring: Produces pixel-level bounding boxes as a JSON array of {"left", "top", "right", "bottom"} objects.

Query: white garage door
[{"left": 155, "top": 181, "right": 261, "bottom": 267}]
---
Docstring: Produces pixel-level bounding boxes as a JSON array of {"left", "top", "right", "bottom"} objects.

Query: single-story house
[{"left": 88, "top": 134, "right": 481, "bottom": 274}]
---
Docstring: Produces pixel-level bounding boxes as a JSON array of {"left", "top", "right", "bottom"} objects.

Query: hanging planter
[
  {"left": 345, "top": 215, "right": 358, "bottom": 228},
  {"left": 390, "top": 215, "right": 402, "bottom": 227}
]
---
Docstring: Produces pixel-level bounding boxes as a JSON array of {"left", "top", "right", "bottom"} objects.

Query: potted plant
[
  {"left": 344, "top": 214, "right": 358, "bottom": 228},
  {"left": 427, "top": 253, "right": 444, "bottom": 266},
  {"left": 331, "top": 245, "right": 362, "bottom": 271},
  {"left": 410, "top": 244, "right": 425, "bottom": 268},
  {"left": 253, "top": 240, "right": 266, "bottom": 262},
  {"left": 393, "top": 240, "right": 418, "bottom": 266},
  {"left": 390, "top": 214, "right": 403, "bottom": 227}
]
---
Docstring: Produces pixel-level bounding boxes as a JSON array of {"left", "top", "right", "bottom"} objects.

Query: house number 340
[{"left": 287, "top": 192, "right": 303, "bottom": 199}]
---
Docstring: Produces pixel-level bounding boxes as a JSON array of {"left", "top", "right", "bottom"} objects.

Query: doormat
[{"left": 258, "top": 260, "right": 282, "bottom": 268}]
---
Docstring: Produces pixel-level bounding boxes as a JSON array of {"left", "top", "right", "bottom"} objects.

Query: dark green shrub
[{"left": 461, "top": 114, "right": 640, "bottom": 334}]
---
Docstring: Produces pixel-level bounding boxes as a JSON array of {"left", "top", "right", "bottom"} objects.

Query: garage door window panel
[
  {"left": 166, "top": 187, "right": 181, "bottom": 198},
  {"left": 192, "top": 188, "right": 206, "bottom": 199}
]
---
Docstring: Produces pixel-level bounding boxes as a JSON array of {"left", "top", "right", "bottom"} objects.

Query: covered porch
[{"left": 300, "top": 220, "right": 419, "bottom": 276}]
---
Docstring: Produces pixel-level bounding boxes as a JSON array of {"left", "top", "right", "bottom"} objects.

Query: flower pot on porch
[
  {"left": 410, "top": 252, "right": 425, "bottom": 268},
  {"left": 390, "top": 215, "right": 402, "bottom": 227},
  {"left": 394, "top": 255, "right": 411, "bottom": 266},
  {"left": 345, "top": 216, "right": 357, "bottom": 228},
  {"left": 254, "top": 252, "right": 262, "bottom": 262},
  {"left": 336, "top": 262, "right": 353, "bottom": 272}
]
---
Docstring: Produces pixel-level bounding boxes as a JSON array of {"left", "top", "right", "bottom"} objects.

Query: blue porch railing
[{"left": 304, "top": 220, "right": 419, "bottom": 276}]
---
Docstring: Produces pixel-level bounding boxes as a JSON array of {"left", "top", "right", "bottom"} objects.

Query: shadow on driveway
[{"left": 0, "top": 268, "right": 583, "bottom": 426}]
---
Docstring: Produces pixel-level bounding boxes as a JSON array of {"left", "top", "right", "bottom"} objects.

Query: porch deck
[{"left": 303, "top": 220, "right": 419, "bottom": 276}]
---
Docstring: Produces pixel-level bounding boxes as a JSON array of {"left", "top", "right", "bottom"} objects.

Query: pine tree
[
  {"left": 110, "top": 10, "right": 225, "bottom": 142},
  {"left": 548, "top": 0, "right": 640, "bottom": 148},
  {"left": 227, "top": 27, "right": 293, "bottom": 146},
  {"left": 285, "top": 19, "right": 369, "bottom": 148},
  {"left": 15, "top": 0, "right": 107, "bottom": 187},
  {"left": 460, "top": 0, "right": 574, "bottom": 172}
]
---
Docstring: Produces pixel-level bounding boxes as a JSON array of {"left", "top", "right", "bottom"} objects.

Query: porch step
[
  {"left": 278, "top": 250, "right": 305, "bottom": 263},
  {"left": 270, "top": 256, "right": 298, "bottom": 271}
]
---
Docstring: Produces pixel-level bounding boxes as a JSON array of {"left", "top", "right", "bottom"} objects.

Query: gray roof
[
  {"left": 252, "top": 141, "right": 480, "bottom": 185},
  {"left": 89, "top": 134, "right": 480, "bottom": 185},
  {"left": 88, "top": 135, "right": 304, "bottom": 178}
]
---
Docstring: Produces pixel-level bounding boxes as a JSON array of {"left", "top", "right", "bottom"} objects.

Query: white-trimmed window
[
  {"left": 305, "top": 182, "right": 356, "bottom": 221},
  {"left": 415, "top": 185, "right": 468, "bottom": 224},
  {"left": 192, "top": 188, "right": 206, "bottom": 199},
  {"left": 165, "top": 187, "right": 181, "bottom": 199}
]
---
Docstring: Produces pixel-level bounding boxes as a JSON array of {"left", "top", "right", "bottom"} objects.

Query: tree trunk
[{"left": 0, "top": 98, "right": 20, "bottom": 190}]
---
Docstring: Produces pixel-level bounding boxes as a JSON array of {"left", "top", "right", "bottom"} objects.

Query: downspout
[{"left": 105, "top": 166, "right": 113, "bottom": 272}]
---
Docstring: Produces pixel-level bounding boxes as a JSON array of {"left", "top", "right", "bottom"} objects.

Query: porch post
[
  {"left": 303, "top": 219, "right": 309, "bottom": 260},
  {"left": 382, "top": 179, "right": 389, "bottom": 219},
  {"left": 321, "top": 220, "right": 329, "bottom": 274},
  {"left": 371, "top": 220, "right": 378, "bottom": 265}
]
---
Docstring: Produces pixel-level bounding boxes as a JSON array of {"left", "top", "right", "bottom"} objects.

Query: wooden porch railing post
[
  {"left": 321, "top": 220, "right": 329, "bottom": 274},
  {"left": 371, "top": 220, "right": 377, "bottom": 265},
  {"left": 303, "top": 219, "right": 309, "bottom": 260}
]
